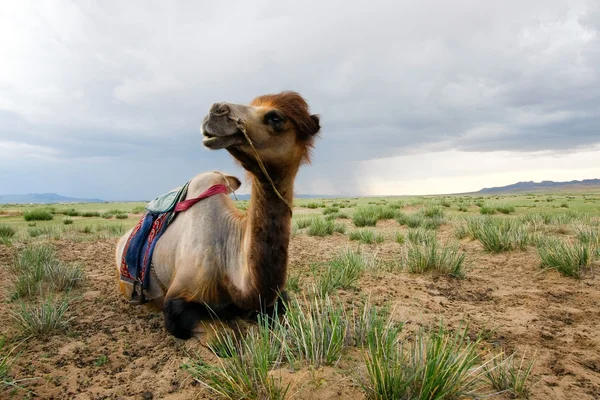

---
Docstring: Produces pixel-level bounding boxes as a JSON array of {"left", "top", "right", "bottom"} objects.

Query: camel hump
[{"left": 186, "top": 171, "right": 241, "bottom": 198}]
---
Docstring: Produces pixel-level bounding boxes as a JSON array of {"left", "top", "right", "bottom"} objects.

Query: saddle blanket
[
  {"left": 119, "top": 180, "right": 229, "bottom": 301},
  {"left": 119, "top": 182, "right": 190, "bottom": 292}
]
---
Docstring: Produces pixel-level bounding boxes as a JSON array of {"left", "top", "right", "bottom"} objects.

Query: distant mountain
[
  {"left": 475, "top": 179, "right": 600, "bottom": 194},
  {"left": 0, "top": 193, "right": 104, "bottom": 204}
]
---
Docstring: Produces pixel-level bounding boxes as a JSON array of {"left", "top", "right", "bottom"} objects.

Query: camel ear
[
  {"left": 224, "top": 175, "right": 242, "bottom": 192},
  {"left": 309, "top": 114, "right": 321, "bottom": 136}
]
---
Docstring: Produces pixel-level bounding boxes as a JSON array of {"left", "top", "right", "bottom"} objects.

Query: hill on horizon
[
  {"left": 0, "top": 193, "right": 105, "bottom": 204},
  {"left": 469, "top": 178, "right": 600, "bottom": 195}
]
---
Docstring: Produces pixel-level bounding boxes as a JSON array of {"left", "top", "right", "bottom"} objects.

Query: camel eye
[{"left": 264, "top": 111, "right": 286, "bottom": 131}]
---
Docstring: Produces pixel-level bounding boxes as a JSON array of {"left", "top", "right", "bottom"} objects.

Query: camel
[{"left": 115, "top": 91, "right": 321, "bottom": 339}]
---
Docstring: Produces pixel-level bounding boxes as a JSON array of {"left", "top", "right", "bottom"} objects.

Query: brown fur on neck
[{"left": 247, "top": 172, "right": 294, "bottom": 306}]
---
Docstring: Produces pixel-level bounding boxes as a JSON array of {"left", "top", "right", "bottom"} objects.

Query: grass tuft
[
  {"left": 353, "top": 206, "right": 400, "bottom": 227},
  {"left": 307, "top": 218, "right": 345, "bottom": 236},
  {"left": 9, "top": 243, "right": 83, "bottom": 298},
  {"left": 349, "top": 229, "right": 384, "bottom": 244},
  {"left": 23, "top": 208, "right": 54, "bottom": 221},
  {"left": 284, "top": 291, "right": 347, "bottom": 368},
  {"left": 537, "top": 240, "right": 593, "bottom": 278},
  {"left": 482, "top": 351, "right": 535, "bottom": 398},
  {"left": 479, "top": 205, "right": 496, "bottom": 215},
  {"left": 404, "top": 239, "right": 466, "bottom": 278},
  {"left": 11, "top": 296, "right": 71, "bottom": 336},
  {"left": 395, "top": 233, "right": 405, "bottom": 245},
  {"left": 0, "top": 224, "right": 17, "bottom": 240},
  {"left": 293, "top": 217, "right": 313, "bottom": 230},
  {"left": 313, "top": 248, "right": 367, "bottom": 295},
  {"left": 407, "top": 228, "right": 436, "bottom": 245},
  {"left": 470, "top": 218, "right": 531, "bottom": 253},
  {"left": 360, "top": 323, "right": 483, "bottom": 400},
  {"left": 495, "top": 204, "right": 515, "bottom": 214}
]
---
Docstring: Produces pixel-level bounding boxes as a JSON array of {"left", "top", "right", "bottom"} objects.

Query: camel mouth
[{"left": 202, "top": 129, "right": 245, "bottom": 150}]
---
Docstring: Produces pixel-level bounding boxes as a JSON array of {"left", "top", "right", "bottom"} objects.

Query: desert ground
[{"left": 0, "top": 192, "right": 599, "bottom": 399}]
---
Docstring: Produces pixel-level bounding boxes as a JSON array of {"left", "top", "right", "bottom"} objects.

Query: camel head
[{"left": 201, "top": 91, "right": 321, "bottom": 178}]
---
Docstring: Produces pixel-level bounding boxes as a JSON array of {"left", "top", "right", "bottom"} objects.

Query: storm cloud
[{"left": 1, "top": 1, "right": 599, "bottom": 199}]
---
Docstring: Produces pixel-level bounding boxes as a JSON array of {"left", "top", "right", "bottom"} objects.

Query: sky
[{"left": 1, "top": 0, "right": 599, "bottom": 200}]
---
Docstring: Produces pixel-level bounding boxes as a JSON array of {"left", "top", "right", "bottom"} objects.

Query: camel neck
[{"left": 244, "top": 173, "right": 294, "bottom": 306}]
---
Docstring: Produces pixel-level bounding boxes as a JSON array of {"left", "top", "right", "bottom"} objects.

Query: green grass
[
  {"left": 284, "top": 292, "right": 348, "bottom": 368},
  {"left": 396, "top": 213, "right": 424, "bottom": 228},
  {"left": 349, "top": 229, "right": 384, "bottom": 244},
  {"left": 454, "top": 224, "right": 468, "bottom": 239},
  {"left": 81, "top": 211, "right": 101, "bottom": 218},
  {"left": 360, "top": 324, "right": 484, "bottom": 400},
  {"left": 482, "top": 351, "right": 535, "bottom": 398},
  {"left": 353, "top": 206, "right": 400, "bottom": 227},
  {"left": 9, "top": 243, "right": 84, "bottom": 298},
  {"left": 407, "top": 228, "right": 436, "bottom": 245},
  {"left": 63, "top": 217, "right": 73, "bottom": 225},
  {"left": 0, "top": 224, "right": 16, "bottom": 240},
  {"left": 395, "top": 233, "right": 405, "bottom": 245},
  {"left": 470, "top": 218, "right": 531, "bottom": 253},
  {"left": 576, "top": 225, "right": 600, "bottom": 246},
  {"left": 537, "top": 240, "right": 594, "bottom": 278},
  {"left": 396, "top": 208, "right": 445, "bottom": 230},
  {"left": 183, "top": 313, "right": 289, "bottom": 400},
  {"left": 183, "top": 294, "right": 402, "bottom": 397},
  {"left": 78, "top": 225, "right": 94, "bottom": 234},
  {"left": 479, "top": 205, "right": 496, "bottom": 215},
  {"left": 60, "top": 209, "right": 80, "bottom": 217},
  {"left": 95, "top": 223, "right": 127, "bottom": 236},
  {"left": 293, "top": 216, "right": 314, "bottom": 230},
  {"left": 1, "top": 337, "right": 19, "bottom": 390},
  {"left": 307, "top": 218, "right": 345, "bottom": 236},
  {"left": 495, "top": 204, "right": 516, "bottom": 214},
  {"left": 286, "top": 273, "right": 301, "bottom": 293},
  {"left": 422, "top": 204, "right": 444, "bottom": 218},
  {"left": 404, "top": 240, "right": 466, "bottom": 278},
  {"left": 349, "top": 301, "right": 401, "bottom": 348},
  {"left": 28, "top": 226, "right": 60, "bottom": 239},
  {"left": 313, "top": 248, "right": 367, "bottom": 295},
  {"left": 322, "top": 206, "right": 340, "bottom": 215},
  {"left": 23, "top": 208, "right": 54, "bottom": 221},
  {"left": 94, "top": 355, "right": 109, "bottom": 367},
  {"left": 11, "top": 296, "right": 71, "bottom": 336}
]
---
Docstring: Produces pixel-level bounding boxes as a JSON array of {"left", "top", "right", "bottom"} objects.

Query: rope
[{"left": 227, "top": 116, "right": 293, "bottom": 215}]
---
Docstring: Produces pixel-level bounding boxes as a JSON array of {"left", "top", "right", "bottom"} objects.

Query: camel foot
[{"left": 163, "top": 297, "right": 205, "bottom": 339}]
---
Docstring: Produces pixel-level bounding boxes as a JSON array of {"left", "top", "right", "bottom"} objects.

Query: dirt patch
[{"left": 1, "top": 229, "right": 599, "bottom": 399}]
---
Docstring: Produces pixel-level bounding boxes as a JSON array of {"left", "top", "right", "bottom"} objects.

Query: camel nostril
[{"left": 210, "top": 103, "right": 230, "bottom": 117}]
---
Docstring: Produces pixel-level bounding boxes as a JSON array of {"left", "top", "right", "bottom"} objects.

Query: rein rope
[{"left": 227, "top": 115, "right": 293, "bottom": 215}]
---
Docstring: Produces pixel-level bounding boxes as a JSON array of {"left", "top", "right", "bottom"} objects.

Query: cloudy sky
[{"left": 1, "top": 0, "right": 599, "bottom": 200}]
